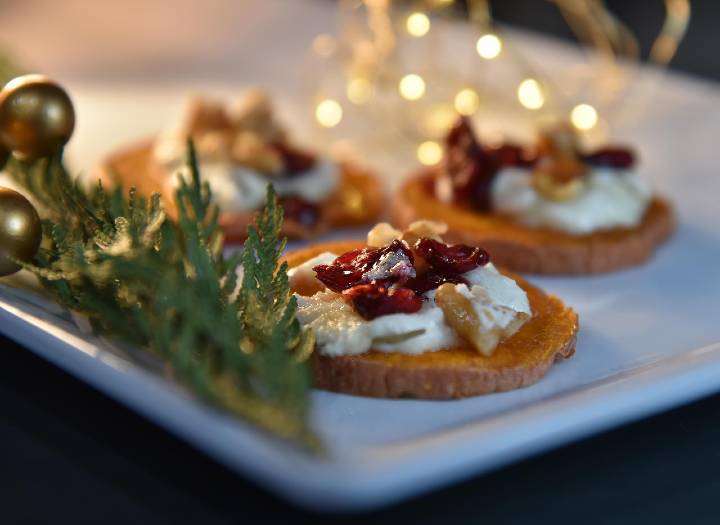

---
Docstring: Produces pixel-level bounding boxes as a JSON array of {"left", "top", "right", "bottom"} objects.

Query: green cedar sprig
[{"left": 6, "top": 142, "right": 318, "bottom": 449}]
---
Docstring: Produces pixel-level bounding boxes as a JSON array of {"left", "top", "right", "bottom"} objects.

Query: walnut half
[
  {"left": 435, "top": 283, "right": 528, "bottom": 356},
  {"left": 532, "top": 123, "right": 588, "bottom": 202},
  {"left": 366, "top": 220, "right": 448, "bottom": 248},
  {"left": 401, "top": 220, "right": 448, "bottom": 246}
]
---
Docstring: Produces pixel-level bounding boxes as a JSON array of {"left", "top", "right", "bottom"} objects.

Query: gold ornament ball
[
  {"left": 0, "top": 74, "right": 75, "bottom": 160},
  {"left": 0, "top": 187, "right": 42, "bottom": 276}
]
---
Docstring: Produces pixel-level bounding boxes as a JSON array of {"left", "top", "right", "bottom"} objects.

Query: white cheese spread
[
  {"left": 163, "top": 157, "right": 338, "bottom": 213},
  {"left": 491, "top": 167, "right": 651, "bottom": 235}
]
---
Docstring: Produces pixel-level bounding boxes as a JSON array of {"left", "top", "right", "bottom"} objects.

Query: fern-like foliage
[{"left": 6, "top": 143, "right": 318, "bottom": 448}]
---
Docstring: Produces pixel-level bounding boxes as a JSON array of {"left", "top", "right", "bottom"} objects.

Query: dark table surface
[{"left": 3, "top": 1, "right": 720, "bottom": 524}]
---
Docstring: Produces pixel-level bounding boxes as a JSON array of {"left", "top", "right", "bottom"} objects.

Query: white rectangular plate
[
  {"left": 2, "top": 158, "right": 719, "bottom": 511},
  {"left": 1, "top": 8, "right": 719, "bottom": 509}
]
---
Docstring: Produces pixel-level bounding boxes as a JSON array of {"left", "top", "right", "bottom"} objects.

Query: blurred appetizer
[
  {"left": 99, "top": 89, "right": 382, "bottom": 241},
  {"left": 285, "top": 221, "right": 578, "bottom": 399},
  {"left": 393, "top": 117, "right": 674, "bottom": 274}
]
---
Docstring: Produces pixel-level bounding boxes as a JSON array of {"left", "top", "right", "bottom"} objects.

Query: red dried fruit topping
[
  {"left": 414, "top": 237, "right": 489, "bottom": 274},
  {"left": 313, "top": 240, "right": 415, "bottom": 292},
  {"left": 443, "top": 117, "right": 498, "bottom": 211},
  {"left": 271, "top": 142, "right": 317, "bottom": 175},
  {"left": 488, "top": 143, "right": 536, "bottom": 168},
  {"left": 314, "top": 247, "right": 380, "bottom": 292},
  {"left": 362, "top": 239, "right": 416, "bottom": 287},
  {"left": 278, "top": 196, "right": 321, "bottom": 228},
  {"left": 441, "top": 118, "right": 538, "bottom": 211},
  {"left": 405, "top": 272, "right": 468, "bottom": 296},
  {"left": 581, "top": 147, "right": 635, "bottom": 169},
  {"left": 446, "top": 116, "right": 484, "bottom": 165},
  {"left": 343, "top": 283, "right": 423, "bottom": 320},
  {"left": 438, "top": 118, "right": 637, "bottom": 212}
]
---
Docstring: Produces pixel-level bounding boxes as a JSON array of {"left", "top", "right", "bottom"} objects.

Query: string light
[
  {"left": 570, "top": 103, "right": 598, "bottom": 130},
  {"left": 406, "top": 12, "right": 431, "bottom": 37},
  {"left": 517, "top": 78, "right": 545, "bottom": 110},
  {"left": 307, "top": 1, "right": 690, "bottom": 164},
  {"left": 347, "top": 77, "right": 373, "bottom": 105},
  {"left": 476, "top": 34, "right": 502, "bottom": 59},
  {"left": 312, "top": 34, "right": 336, "bottom": 57},
  {"left": 454, "top": 88, "right": 480, "bottom": 116},
  {"left": 417, "top": 141, "right": 443, "bottom": 165},
  {"left": 315, "top": 99, "right": 343, "bottom": 127},
  {"left": 399, "top": 74, "right": 426, "bottom": 100},
  {"left": 423, "top": 104, "right": 456, "bottom": 136}
]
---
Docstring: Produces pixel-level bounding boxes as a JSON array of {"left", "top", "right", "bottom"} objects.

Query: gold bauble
[
  {"left": 0, "top": 75, "right": 75, "bottom": 160},
  {"left": 0, "top": 187, "right": 42, "bottom": 276}
]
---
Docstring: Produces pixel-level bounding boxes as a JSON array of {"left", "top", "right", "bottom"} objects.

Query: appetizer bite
[
  {"left": 285, "top": 221, "right": 578, "bottom": 399},
  {"left": 99, "top": 89, "right": 382, "bottom": 241},
  {"left": 393, "top": 117, "right": 674, "bottom": 274}
]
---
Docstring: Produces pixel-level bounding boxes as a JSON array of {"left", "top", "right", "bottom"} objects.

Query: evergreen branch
[{"left": 11, "top": 142, "right": 318, "bottom": 449}]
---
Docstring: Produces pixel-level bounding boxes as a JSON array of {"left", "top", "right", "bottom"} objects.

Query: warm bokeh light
[
  {"left": 517, "top": 78, "right": 545, "bottom": 110},
  {"left": 406, "top": 12, "right": 431, "bottom": 37},
  {"left": 346, "top": 77, "right": 373, "bottom": 105},
  {"left": 423, "top": 104, "right": 456, "bottom": 136},
  {"left": 476, "top": 34, "right": 502, "bottom": 59},
  {"left": 429, "top": 0, "right": 454, "bottom": 6},
  {"left": 417, "top": 141, "right": 443, "bottom": 165},
  {"left": 570, "top": 103, "right": 599, "bottom": 130},
  {"left": 399, "top": 74, "right": 426, "bottom": 100},
  {"left": 315, "top": 99, "right": 343, "bottom": 127},
  {"left": 454, "top": 88, "right": 480, "bottom": 116},
  {"left": 312, "top": 34, "right": 337, "bottom": 57}
]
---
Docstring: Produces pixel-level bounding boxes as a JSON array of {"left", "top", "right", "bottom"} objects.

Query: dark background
[
  {"left": 3, "top": 1, "right": 719, "bottom": 524},
  {"left": 491, "top": 0, "right": 718, "bottom": 80}
]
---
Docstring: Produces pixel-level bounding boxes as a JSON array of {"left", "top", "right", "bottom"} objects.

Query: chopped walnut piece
[
  {"left": 232, "top": 89, "right": 285, "bottom": 142},
  {"left": 288, "top": 267, "right": 326, "bottom": 297},
  {"left": 532, "top": 171, "right": 585, "bottom": 201},
  {"left": 367, "top": 221, "right": 449, "bottom": 249},
  {"left": 367, "top": 223, "right": 402, "bottom": 247},
  {"left": 537, "top": 122, "right": 581, "bottom": 158},
  {"left": 194, "top": 131, "right": 232, "bottom": 162},
  {"left": 401, "top": 220, "right": 448, "bottom": 246},
  {"left": 532, "top": 123, "right": 588, "bottom": 201},
  {"left": 231, "top": 131, "right": 283, "bottom": 174},
  {"left": 180, "top": 97, "right": 233, "bottom": 137},
  {"left": 436, "top": 283, "right": 497, "bottom": 355},
  {"left": 435, "top": 283, "right": 528, "bottom": 356}
]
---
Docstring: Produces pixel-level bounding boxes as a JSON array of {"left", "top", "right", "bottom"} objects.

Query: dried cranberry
[
  {"left": 314, "top": 240, "right": 416, "bottom": 292},
  {"left": 414, "top": 237, "right": 489, "bottom": 274},
  {"left": 362, "top": 239, "right": 416, "bottom": 287},
  {"left": 445, "top": 117, "right": 483, "bottom": 161},
  {"left": 343, "top": 283, "right": 422, "bottom": 320},
  {"left": 272, "top": 142, "right": 317, "bottom": 175},
  {"left": 440, "top": 117, "right": 499, "bottom": 211},
  {"left": 487, "top": 143, "right": 536, "bottom": 168},
  {"left": 314, "top": 247, "right": 381, "bottom": 292},
  {"left": 278, "top": 196, "right": 320, "bottom": 228},
  {"left": 405, "top": 272, "right": 468, "bottom": 296},
  {"left": 581, "top": 147, "right": 635, "bottom": 169}
]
